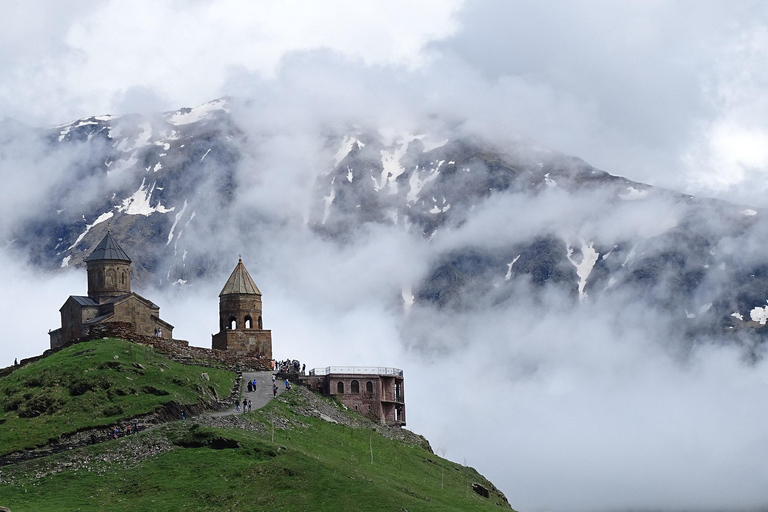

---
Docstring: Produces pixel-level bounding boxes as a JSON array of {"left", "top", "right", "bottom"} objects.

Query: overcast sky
[
  {"left": 3, "top": 3, "right": 768, "bottom": 511},
  {"left": 3, "top": 1, "right": 768, "bottom": 205}
]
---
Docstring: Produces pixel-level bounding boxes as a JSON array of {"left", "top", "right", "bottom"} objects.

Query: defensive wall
[{"left": 3, "top": 322, "right": 270, "bottom": 378}]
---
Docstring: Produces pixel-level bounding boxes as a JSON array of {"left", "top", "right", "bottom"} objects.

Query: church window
[
  {"left": 337, "top": 381, "right": 344, "bottom": 394},
  {"left": 351, "top": 380, "right": 360, "bottom": 393},
  {"left": 106, "top": 269, "right": 116, "bottom": 288},
  {"left": 121, "top": 271, "right": 126, "bottom": 285},
  {"left": 228, "top": 317, "right": 237, "bottom": 329},
  {"left": 244, "top": 315, "right": 253, "bottom": 329},
  {"left": 366, "top": 381, "right": 374, "bottom": 393}
]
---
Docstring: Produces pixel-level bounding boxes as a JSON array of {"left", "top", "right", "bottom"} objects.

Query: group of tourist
[
  {"left": 99, "top": 420, "right": 140, "bottom": 443},
  {"left": 275, "top": 358, "right": 305, "bottom": 374},
  {"left": 237, "top": 398, "right": 253, "bottom": 412}
]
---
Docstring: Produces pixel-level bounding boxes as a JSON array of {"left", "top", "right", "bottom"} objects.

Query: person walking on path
[{"left": 273, "top": 384, "right": 277, "bottom": 397}]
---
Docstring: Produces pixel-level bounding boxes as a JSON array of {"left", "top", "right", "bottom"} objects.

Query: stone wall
[
  {"left": 111, "top": 296, "right": 172, "bottom": 339},
  {"left": 78, "top": 322, "right": 271, "bottom": 371},
  {"left": 212, "top": 329, "right": 272, "bottom": 359}
]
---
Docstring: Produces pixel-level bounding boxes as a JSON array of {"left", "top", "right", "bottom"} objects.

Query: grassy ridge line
[
  {"left": 0, "top": 387, "right": 513, "bottom": 511},
  {"left": 0, "top": 338, "right": 235, "bottom": 455}
]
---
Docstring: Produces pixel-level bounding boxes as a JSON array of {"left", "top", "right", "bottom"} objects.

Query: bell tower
[
  {"left": 212, "top": 258, "right": 272, "bottom": 359},
  {"left": 85, "top": 232, "right": 132, "bottom": 301}
]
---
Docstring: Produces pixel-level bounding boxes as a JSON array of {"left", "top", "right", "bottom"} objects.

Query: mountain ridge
[{"left": 6, "top": 99, "right": 768, "bottom": 343}]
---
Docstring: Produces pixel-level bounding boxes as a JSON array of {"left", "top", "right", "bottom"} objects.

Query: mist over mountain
[{"left": 7, "top": 98, "right": 768, "bottom": 352}]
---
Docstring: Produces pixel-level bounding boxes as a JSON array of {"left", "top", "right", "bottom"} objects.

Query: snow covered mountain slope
[{"left": 5, "top": 99, "right": 768, "bottom": 342}]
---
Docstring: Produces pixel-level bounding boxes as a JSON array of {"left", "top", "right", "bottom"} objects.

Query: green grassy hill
[
  {"left": 0, "top": 339, "right": 513, "bottom": 511},
  {"left": 0, "top": 338, "right": 234, "bottom": 455}
]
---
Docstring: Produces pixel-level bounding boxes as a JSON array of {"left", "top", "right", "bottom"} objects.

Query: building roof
[
  {"left": 219, "top": 258, "right": 261, "bottom": 296},
  {"left": 85, "top": 232, "right": 132, "bottom": 262},
  {"left": 69, "top": 295, "right": 99, "bottom": 307}
]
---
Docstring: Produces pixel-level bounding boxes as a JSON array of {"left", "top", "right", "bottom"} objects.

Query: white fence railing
[{"left": 308, "top": 366, "right": 403, "bottom": 377}]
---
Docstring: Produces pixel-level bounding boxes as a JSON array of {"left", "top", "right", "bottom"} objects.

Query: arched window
[
  {"left": 244, "top": 316, "right": 253, "bottom": 329},
  {"left": 121, "top": 271, "right": 126, "bottom": 285},
  {"left": 228, "top": 317, "right": 237, "bottom": 330},
  {"left": 106, "top": 269, "right": 116, "bottom": 288},
  {"left": 337, "top": 381, "right": 344, "bottom": 394},
  {"left": 351, "top": 380, "right": 360, "bottom": 393},
  {"left": 366, "top": 381, "right": 373, "bottom": 394},
  {"left": 257, "top": 316, "right": 263, "bottom": 329}
]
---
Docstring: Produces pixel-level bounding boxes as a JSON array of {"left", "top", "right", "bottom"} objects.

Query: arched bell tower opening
[{"left": 212, "top": 258, "right": 272, "bottom": 359}]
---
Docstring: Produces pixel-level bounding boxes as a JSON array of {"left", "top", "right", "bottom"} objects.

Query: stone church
[
  {"left": 212, "top": 258, "right": 272, "bottom": 359},
  {"left": 49, "top": 232, "right": 174, "bottom": 349}
]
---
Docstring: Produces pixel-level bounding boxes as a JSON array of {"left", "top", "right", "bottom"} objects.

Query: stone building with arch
[
  {"left": 304, "top": 367, "right": 406, "bottom": 426},
  {"left": 211, "top": 258, "right": 272, "bottom": 359},
  {"left": 49, "top": 232, "right": 174, "bottom": 349}
]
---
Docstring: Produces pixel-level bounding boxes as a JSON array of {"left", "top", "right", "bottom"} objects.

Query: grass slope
[
  {"left": 1, "top": 387, "right": 513, "bottom": 511},
  {"left": 0, "top": 338, "right": 234, "bottom": 455}
]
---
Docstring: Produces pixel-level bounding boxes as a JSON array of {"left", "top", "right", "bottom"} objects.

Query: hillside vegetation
[
  {"left": 0, "top": 339, "right": 513, "bottom": 511},
  {"left": 0, "top": 338, "right": 234, "bottom": 455}
]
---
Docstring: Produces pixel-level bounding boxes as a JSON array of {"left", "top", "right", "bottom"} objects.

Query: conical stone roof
[
  {"left": 219, "top": 258, "right": 261, "bottom": 296},
  {"left": 85, "top": 232, "right": 132, "bottom": 262}
]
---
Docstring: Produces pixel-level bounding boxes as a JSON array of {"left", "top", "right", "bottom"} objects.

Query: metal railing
[{"left": 308, "top": 366, "right": 403, "bottom": 377}]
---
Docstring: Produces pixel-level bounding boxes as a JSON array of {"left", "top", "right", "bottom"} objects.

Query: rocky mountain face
[{"left": 7, "top": 99, "right": 768, "bottom": 342}]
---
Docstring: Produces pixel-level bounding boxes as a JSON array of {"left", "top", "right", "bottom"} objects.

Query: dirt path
[{"left": 206, "top": 371, "right": 287, "bottom": 417}]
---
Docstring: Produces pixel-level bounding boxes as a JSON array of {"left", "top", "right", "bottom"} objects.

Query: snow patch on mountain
[
  {"left": 750, "top": 303, "right": 768, "bottom": 324},
  {"left": 67, "top": 211, "right": 114, "bottom": 250},
  {"left": 322, "top": 185, "right": 336, "bottom": 225},
  {"left": 377, "top": 141, "right": 410, "bottom": 193},
  {"left": 567, "top": 242, "right": 599, "bottom": 301},
  {"left": 407, "top": 161, "right": 443, "bottom": 203},
  {"left": 167, "top": 199, "right": 188, "bottom": 245},
  {"left": 334, "top": 136, "right": 365, "bottom": 167},
  {"left": 505, "top": 255, "right": 521, "bottom": 281},
  {"left": 167, "top": 98, "right": 229, "bottom": 125},
  {"left": 119, "top": 178, "right": 174, "bottom": 216},
  {"left": 741, "top": 209, "right": 758, "bottom": 216}
]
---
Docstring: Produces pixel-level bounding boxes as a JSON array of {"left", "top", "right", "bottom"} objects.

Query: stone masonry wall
[
  {"left": 79, "top": 322, "right": 271, "bottom": 371},
  {"left": 212, "top": 329, "right": 272, "bottom": 359}
]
